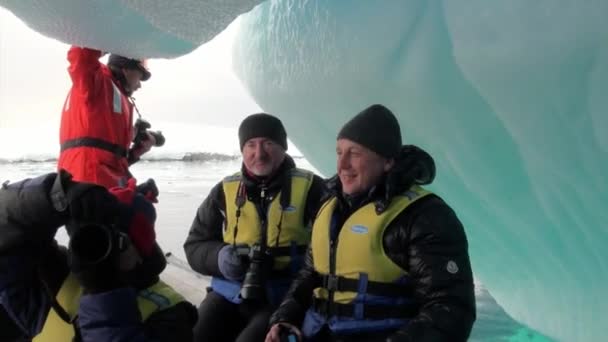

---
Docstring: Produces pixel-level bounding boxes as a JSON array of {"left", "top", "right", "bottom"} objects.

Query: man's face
[
  {"left": 242, "top": 137, "right": 286, "bottom": 177},
  {"left": 122, "top": 68, "right": 144, "bottom": 96},
  {"left": 336, "top": 138, "right": 394, "bottom": 196}
]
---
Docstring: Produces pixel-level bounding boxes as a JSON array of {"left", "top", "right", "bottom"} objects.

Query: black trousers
[
  {"left": 308, "top": 326, "right": 392, "bottom": 342},
  {"left": 193, "top": 291, "right": 274, "bottom": 342}
]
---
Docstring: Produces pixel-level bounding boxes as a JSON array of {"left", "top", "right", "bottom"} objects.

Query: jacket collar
[
  {"left": 328, "top": 145, "right": 436, "bottom": 214},
  {"left": 240, "top": 155, "right": 296, "bottom": 195},
  {"left": 104, "top": 64, "right": 131, "bottom": 96}
]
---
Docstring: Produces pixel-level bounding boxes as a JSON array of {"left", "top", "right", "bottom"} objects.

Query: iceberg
[
  {"left": 233, "top": 2, "right": 607, "bottom": 341},
  {"left": 1, "top": 0, "right": 606, "bottom": 340},
  {"left": 0, "top": 0, "right": 264, "bottom": 58}
]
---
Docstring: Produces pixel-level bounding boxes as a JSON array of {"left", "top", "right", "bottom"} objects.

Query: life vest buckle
[{"left": 323, "top": 274, "right": 340, "bottom": 291}]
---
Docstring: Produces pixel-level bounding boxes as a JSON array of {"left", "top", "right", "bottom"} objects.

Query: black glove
[
  {"left": 217, "top": 244, "right": 248, "bottom": 281},
  {"left": 136, "top": 178, "right": 159, "bottom": 203},
  {"left": 68, "top": 223, "right": 127, "bottom": 293}
]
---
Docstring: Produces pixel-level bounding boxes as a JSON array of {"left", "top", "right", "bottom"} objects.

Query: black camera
[
  {"left": 68, "top": 223, "right": 127, "bottom": 266},
  {"left": 67, "top": 223, "right": 130, "bottom": 291},
  {"left": 238, "top": 244, "right": 272, "bottom": 301},
  {"left": 133, "top": 118, "right": 165, "bottom": 148}
]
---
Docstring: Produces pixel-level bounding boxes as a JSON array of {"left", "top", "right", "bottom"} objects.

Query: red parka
[{"left": 58, "top": 46, "right": 134, "bottom": 188}]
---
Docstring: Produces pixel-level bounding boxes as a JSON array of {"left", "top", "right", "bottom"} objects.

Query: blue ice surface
[
  {"left": 0, "top": 0, "right": 606, "bottom": 340},
  {"left": 232, "top": 1, "right": 608, "bottom": 341},
  {"left": 0, "top": 0, "right": 263, "bottom": 58}
]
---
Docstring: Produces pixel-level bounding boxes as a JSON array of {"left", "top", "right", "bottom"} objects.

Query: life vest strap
[
  {"left": 60, "top": 137, "right": 128, "bottom": 159},
  {"left": 311, "top": 297, "right": 416, "bottom": 319},
  {"left": 319, "top": 274, "right": 408, "bottom": 297}
]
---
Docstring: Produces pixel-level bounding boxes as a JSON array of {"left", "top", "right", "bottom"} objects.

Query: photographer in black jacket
[{"left": 0, "top": 171, "right": 196, "bottom": 341}]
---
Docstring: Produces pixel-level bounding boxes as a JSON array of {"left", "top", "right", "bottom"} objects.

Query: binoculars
[
  {"left": 133, "top": 118, "right": 165, "bottom": 148},
  {"left": 237, "top": 244, "right": 272, "bottom": 301}
]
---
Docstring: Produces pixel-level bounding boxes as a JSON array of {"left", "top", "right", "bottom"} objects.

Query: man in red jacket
[{"left": 58, "top": 46, "right": 157, "bottom": 189}]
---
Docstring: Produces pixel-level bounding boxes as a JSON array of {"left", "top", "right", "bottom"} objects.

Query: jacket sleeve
[
  {"left": 78, "top": 289, "right": 196, "bottom": 342},
  {"left": 0, "top": 174, "right": 66, "bottom": 253},
  {"left": 269, "top": 246, "right": 320, "bottom": 327},
  {"left": 0, "top": 173, "right": 67, "bottom": 339},
  {"left": 303, "top": 175, "right": 327, "bottom": 225},
  {"left": 386, "top": 196, "right": 476, "bottom": 342},
  {"left": 67, "top": 46, "right": 103, "bottom": 99},
  {"left": 0, "top": 255, "right": 51, "bottom": 339},
  {"left": 183, "top": 182, "right": 227, "bottom": 277}
]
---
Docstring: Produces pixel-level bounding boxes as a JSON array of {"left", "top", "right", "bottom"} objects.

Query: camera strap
[
  {"left": 231, "top": 181, "right": 247, "bottom": 245},
  {"left": 129, "top": 97, "right": 143, "bottom": 120},
  {"left": 39, "top": 270, "right": 82, "bottom": 339},
  {"left": 273, "top": 174, "right": 293, "bottom": 248}
]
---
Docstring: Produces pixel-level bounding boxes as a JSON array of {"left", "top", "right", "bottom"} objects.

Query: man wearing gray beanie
[
  {"left": 267, "top": 104, "right": 476, "bottom": 342},
  {"left": 184, "top": 113, "right": 326, "bottom": 342}
]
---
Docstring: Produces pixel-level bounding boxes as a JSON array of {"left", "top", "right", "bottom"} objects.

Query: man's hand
[
  {"left": 136, "top": 178, "right": 159, "bottom": 203},
  {"left": 265, "top": 323, "right": 302, "bottom": 342},
  {"left": 217, "top": 245, "right": 248, "bottom": 281},
  {"left": 130, "top": 131, "right": 156, "bottom": 159}
]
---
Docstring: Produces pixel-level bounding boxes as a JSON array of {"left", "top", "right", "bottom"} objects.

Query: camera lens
[
  {"left": 69, "top": 223, "right": 113, "bottom": 265},
  {"left": 239, "top": 245, "right": 269, "bottom": 300}
]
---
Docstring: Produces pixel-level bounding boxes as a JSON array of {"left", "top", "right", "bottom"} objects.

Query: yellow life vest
[
  {"left": 222, "top": 168, "right": 314, "bottom": 270},
  {"left": 33, "top": 274, "right": 185, "bottom": 341},
  {"left": 311, "top": 186, "right": 431, "bottom": 304}
]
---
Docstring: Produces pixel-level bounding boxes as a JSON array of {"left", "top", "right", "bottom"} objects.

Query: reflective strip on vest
[
  {"left": 137, "top": 280, "right": 186, "bottom": 321},
  {"left": 34, "top": 275, "right": 184, "bottom": 341},
  {"left": 221, "top": 168, "right": 313, "bottom": 271},
  {"left": 112, "top": 82, "right": 122, "bottom": 113}
]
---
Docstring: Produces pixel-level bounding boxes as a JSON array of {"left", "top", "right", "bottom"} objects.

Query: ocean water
[{"left": 0, "top": 159, "right": 552, "bottom": 341}]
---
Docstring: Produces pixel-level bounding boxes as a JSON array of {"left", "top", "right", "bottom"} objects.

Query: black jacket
[
  {"left": 183, "top": 155, "right": 326, "bottom": 278},
  {"left": 0, "top": 173, "right": 197, "bottom": 342},
  {"left": 270, "top": 146, "right": 476, "bottom": 342}
]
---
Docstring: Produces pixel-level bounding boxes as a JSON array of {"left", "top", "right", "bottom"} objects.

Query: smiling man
[
  {"left": 184, "top": 113, "right": 326, "bottom": 342},
  {"left": 266, "top": 104, "right": 476, "bottom": 342}
]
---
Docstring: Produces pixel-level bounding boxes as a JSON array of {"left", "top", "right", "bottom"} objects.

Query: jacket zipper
[{"left": 258, "top": 186, "right": 268, "bottom": 249}]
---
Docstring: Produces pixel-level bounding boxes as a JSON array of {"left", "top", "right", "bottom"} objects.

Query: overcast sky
[{"left": 0, "top": 7, "right": 299, "bottom": 158}]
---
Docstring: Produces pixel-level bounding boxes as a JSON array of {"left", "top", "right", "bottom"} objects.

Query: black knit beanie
[
  {"left": 238, "top": 113, "right": 288, "bottom": 150},
  {"left": 337, "top": 104, "right": 402, "bottom": 158}
]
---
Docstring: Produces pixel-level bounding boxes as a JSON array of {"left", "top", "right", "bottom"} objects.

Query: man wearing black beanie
[
  {"left": 267, "top": 104, "right": 476, "bottom": 342},
  {"left": 184, "top": 113, "right": 326, "bottom": 342},
  {"left": 238, "top": 113, "right": 288, "bottom": 151}
]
